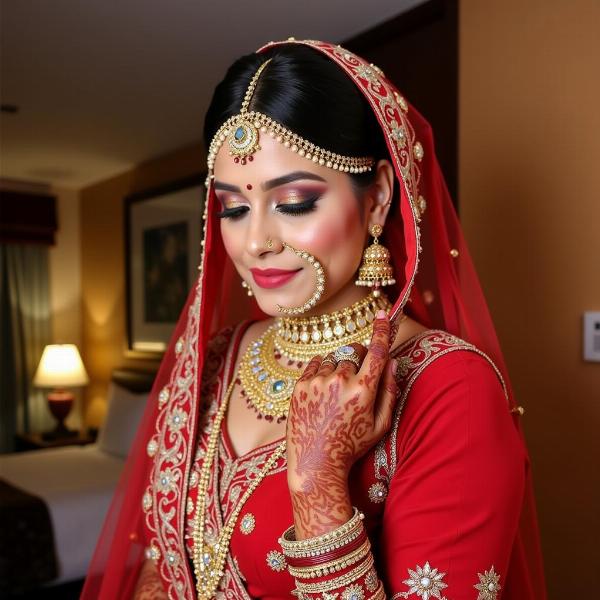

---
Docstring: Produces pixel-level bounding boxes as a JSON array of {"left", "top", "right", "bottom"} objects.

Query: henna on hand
[
  {"left": 287, "top": 311, "right": 398, "bottom": 539},
  {"left": 132, "top": 559, "right": 168, "bottom": 600}
]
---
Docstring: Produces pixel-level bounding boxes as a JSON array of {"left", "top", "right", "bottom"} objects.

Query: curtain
[{"left": 0, "top": 243, "right": 52, "bottom": 453}]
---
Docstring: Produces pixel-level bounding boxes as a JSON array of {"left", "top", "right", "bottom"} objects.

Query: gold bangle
[
  {"left": 288, "top": 539, "right": 371, "bottom": 579},
  {"left": 280, "top": 508, "right": 364, "bottom": 557},
  {"left": 294, "top": 554, "right": 375, "bottom": 594}
]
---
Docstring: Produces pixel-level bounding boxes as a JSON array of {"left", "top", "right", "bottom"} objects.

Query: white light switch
[{"left": 583, "top": 311, "right": 600, "bottom": 362}]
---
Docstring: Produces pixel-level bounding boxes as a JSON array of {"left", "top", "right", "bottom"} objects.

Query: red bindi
[{"left": 246, "top": 184, "right": 253, "bottom": 190}]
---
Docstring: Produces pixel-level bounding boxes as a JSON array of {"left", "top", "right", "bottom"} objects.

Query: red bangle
[{"left": 285, "top": 529, "right": 368, "bottom": 568}]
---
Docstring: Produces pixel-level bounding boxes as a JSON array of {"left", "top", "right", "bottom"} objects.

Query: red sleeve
[{"left": 379, "top": 350, "right": 526, "bottom": 599}]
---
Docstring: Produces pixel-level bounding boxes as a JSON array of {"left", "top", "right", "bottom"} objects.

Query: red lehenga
[{"left": 81, "top": 39, "right": 546, "bottom": 600}]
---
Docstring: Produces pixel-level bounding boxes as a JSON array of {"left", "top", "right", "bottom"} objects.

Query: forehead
[{"left": 213, "top": 133, "right": 343, "bottom": 187}]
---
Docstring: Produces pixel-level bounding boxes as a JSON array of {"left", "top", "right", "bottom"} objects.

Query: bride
[{"left": 82, "top": 39, "right": 546, "bottom": 600}]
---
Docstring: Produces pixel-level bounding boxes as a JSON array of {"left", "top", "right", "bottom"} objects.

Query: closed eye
[
  {"left": 276, "top": 196, "right": 320, "bottom": 215},
  {"left": 217, "top": 205, "right": 249, "bottom": 220}
]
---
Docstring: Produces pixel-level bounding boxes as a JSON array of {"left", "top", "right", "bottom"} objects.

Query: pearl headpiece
[{"left": 207, "top": 58, "right": 375, "bottom": 175}]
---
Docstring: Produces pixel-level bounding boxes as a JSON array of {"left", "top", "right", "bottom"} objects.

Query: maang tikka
[
  {"left": 207, "top": 59, "right": 375, "bottom": 174},
  {"left": 355, "top": 224, "right": 396, "bottom": 297}
]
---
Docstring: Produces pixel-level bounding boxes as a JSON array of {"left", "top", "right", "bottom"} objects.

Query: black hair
[{"left": 203, "top": 45, "right": 392, "bottom": 197}]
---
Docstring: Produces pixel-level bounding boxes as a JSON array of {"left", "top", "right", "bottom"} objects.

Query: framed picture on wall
[{"left": 124, "top": 174, "right": 205, "bottom": 358}]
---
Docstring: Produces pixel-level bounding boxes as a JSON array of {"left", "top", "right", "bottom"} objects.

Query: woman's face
[{"left": 213, "top": 133, "right": 391, "bottom": 316}]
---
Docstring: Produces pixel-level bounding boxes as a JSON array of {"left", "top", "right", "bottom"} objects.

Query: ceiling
[{"left": 0, "top": 0, "right": 424, "bottom": 189}]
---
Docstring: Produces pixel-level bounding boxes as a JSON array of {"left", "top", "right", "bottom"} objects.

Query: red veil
[{"left": 81, "top": 39, "right": 546, "bottom": 599}]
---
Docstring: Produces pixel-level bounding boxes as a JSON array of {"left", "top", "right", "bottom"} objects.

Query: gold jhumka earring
[{"left": 355, "top": 224, "right": 396, "bottom": 297}]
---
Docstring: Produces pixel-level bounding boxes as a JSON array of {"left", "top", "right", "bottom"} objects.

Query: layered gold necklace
[
  {"left": 193, "top": 291, "right": 394, "bottom": 598},
  {"left": 238, "top": 292, "right": 391, "bottom": 421}
]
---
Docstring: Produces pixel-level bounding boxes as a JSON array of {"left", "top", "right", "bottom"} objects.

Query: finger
[
  {"left": 373, "top": 359, "right": 398, "bottom": 437},
  {"left": 316, "top": 354, "right": 338, "bottom": 377},
  {"left": 335, "top": 343, "right": 368, "bottom": 377},
  {"left": 297, "top": 355, "right": 323, "bottom": 382},
  {"left": 359, "top": 310, "right": 391, "bottom": 389}
]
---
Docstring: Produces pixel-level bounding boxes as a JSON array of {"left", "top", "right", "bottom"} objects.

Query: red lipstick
[{"left": 250, "top": 267, "right": 301, "bottom": 289}]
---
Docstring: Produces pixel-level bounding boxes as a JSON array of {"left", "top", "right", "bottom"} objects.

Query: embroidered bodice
[{"left": 145, "top": 324, "right": 526, "bottom": 599}]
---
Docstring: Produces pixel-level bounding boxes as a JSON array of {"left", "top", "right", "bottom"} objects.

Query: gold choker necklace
[
  {"left": 275, "top": 292, "right": 392, "bottom": 362},
  {"left": 238, "top": 292, "right": 392, "bottom": 421}
]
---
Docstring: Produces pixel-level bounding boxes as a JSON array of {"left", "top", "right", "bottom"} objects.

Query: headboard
[{"left": 111, "top": 368, "right": 157, "bottom": 394}]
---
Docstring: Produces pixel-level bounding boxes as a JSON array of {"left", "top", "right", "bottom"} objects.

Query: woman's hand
[{"left": 286, "top": 310, "right": 398, "bottom": 538}]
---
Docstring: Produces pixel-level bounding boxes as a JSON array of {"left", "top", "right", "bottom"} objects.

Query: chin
[{"left": 252, "top": 293, "right": 294, "bottom": 317}]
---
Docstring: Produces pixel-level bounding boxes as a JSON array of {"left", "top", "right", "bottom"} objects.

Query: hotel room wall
[
  {"left": 79, "top": 144, "right": 205, "bottom": 428},
  {"left": 459, "top": 1, "right": 600, "bottom": 597},
  {"left": 49, "top": 186, "right": 83, "bottom": 428}
]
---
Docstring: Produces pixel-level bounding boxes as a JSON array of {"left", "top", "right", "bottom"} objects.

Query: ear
[{"left": 367, "top": 159, "right": 394, "bottom": 229}]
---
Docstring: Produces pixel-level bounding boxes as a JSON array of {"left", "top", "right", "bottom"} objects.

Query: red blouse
[{"left": 175, "top": 324, "right": 529, "bottom": 599}]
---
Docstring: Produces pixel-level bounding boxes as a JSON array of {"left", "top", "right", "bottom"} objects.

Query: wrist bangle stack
[{"left": 279, "top": 507, "right": 385, "bottom": 599}]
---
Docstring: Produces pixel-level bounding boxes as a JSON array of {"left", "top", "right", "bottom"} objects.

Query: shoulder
[
  {"left": 386, "top": 329, "right": 517, "bottom": 458},
  {"left": 391, "top": 329, "right": 508, "bottom": 402},
  {"left": 377, "top": 330, "right": 524, "bottom": 484}
]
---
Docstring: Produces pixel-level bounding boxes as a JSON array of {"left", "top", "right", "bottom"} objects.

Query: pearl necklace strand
[{"left": 192, "top": 378, "right": 287, "bottom": 599}]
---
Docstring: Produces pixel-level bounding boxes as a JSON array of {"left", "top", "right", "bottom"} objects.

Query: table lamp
[{"left": 33, "top": 344, "right": 89, "bottom": 440}]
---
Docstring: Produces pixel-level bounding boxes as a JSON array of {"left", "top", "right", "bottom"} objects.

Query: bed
[{"left": 0, "top": 368, "right": 155, "bottom": 595}]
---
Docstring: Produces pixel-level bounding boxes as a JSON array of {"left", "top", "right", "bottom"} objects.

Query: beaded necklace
[
  {"left": 192, "top": 378, "right": 287, "bottom": 599},
  {"left": 238, "top": 292, "right": 392, "bottom": 421}
]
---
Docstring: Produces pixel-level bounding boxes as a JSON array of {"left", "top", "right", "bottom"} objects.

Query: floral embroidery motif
[
  {"left": 391, "top": 125, "right": 407, "bottom": 147},
  {"left": 399, "top": 561, "right": 448, "bottom": 599},
  {"left": 239, "top": 512, "right": 256, "bottom": 535},
  {"left": 156, "top": 468, "right": 177, "bottom": 494},
  {"left": 413, "top": 142, "right": 424, "bottom": 161},
  {"left": 474, "top": 566, "right": 501, "bottom": 600},
  {"left": 175, "top": 336, "right": 185, "bottom": 355},
  {"left": 365, "top": 569, "right": 379, "bottom": 592},
  {"left": 266, "top": 549, "right": 287, "bottom": 572},
  {"left": 165, "top": 549, "right": 180, "bottom": 567},
  {"left": 142, "top": 490, "right": 152, "bottom": 511},
  {"left": 368, "top": 482, "right": 388, "bottom": 504},
  {"left": 342, "top": 583, "right": 365, "bottom": 600},
  {"left": 146, "top": 545, "right": 160, "bottom": 561},
  {"left": 323, "top": 593, "right": 339, "bottom": 600},
  {"left": 394, "top": 91, "right": 409, "bottom": 112},
  {"left": 168, "top": 408, "right": 187, "bottom": 432},
  {"left": 158, "top": 386, "right": 170, "bottom": 408},
  {"left": 146, "top": 438, "right": 158, "bottom": 457},
  {"left": 356, "top": 64, "right": 377, "bottom": 82}
]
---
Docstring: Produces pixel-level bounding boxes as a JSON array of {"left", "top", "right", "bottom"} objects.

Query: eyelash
[{"left": 217, "top": 196, "right": 320, "bottom": 220}]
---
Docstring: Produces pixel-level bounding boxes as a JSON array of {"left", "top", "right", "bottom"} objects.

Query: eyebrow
[{"left": 213, "top": 171, "right": 327, "bottom": 193}]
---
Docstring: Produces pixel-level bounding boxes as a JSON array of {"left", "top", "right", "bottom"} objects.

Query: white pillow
[{"left": 97, "top": 382, "right": 148, "bottom": 458}]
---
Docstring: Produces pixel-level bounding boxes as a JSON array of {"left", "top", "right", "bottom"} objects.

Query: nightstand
[{"left": 15, "top": 431, "right": 96, "bottom": 452}]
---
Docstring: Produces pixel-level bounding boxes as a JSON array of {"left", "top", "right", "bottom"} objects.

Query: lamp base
[{"left": 44, "top": 390, "right": 77, "bottom": 441}]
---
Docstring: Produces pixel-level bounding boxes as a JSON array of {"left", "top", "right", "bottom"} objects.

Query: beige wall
[
  {"left": 49, "top": 186, "right": 83, "bottom": 428},
  {"left": 80, "top": 144, "right": 205, "bottom": 428},
  {"left": 459, "top": 1, "right": 600, "bottom": 597}
]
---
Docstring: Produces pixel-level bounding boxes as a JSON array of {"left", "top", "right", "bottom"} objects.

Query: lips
[{"left": 249, "top": 267, "right": 302, "bottom": 289}]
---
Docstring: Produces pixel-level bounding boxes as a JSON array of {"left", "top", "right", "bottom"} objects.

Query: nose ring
[{"left": 266, "top": 239, "right": 274, "bottom": 249}]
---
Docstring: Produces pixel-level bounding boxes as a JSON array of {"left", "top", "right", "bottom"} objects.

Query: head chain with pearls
[{"left": 206, "top": 58, "right": 376, "bottom": 176}]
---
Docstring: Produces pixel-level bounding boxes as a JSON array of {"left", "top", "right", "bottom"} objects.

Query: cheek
[
  {"left": 220, "top": 222, "right": 243, "bottom": 264},
  {"left": 291, "top": 199, "right": 364, "bottom": 266},
  {"left": 295, "top": 200, "right": 363, "bottom": 262}
]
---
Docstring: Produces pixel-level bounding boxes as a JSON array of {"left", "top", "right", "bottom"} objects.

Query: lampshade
[{"left": 33, "top": 344, "right": 89, "bottom": 387}]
